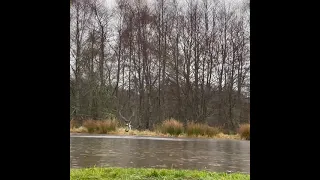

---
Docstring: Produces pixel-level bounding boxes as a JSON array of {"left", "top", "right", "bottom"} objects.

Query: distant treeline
[{"left": 70, "top": 0, "right": 250, "bottom": 132}]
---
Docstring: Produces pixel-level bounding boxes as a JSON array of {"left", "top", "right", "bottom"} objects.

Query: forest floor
[
  {"left": 70, "top": 167, "right": 250, "bottom": 180},
  {"left": 70, "top": 127, "right": 243, "bottom": 140}
]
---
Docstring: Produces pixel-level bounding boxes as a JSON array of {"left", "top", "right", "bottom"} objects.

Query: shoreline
[{"left": 70, "top": 127, "right": 247, "bottom": 141}]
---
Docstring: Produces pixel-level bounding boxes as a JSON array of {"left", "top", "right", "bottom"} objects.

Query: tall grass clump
[
  {"left": 70, "top": 119, "right": 77, "bottom": 129},
  {"left": 186, "top": 122, "right": 205, "bottom": 136},
  {"left": 83, "top": 119, "right": 119, "bottom": 134},
  {"left": 96, "top": 119, "right": 118, "bottom": 133},
  {"left": 82, "top": 119, "right": 97, "bottom": 133},
  {"left": 70, "top": 126, "right": 88, "bottom": 133},
  {"left": 159, "top": 119, "right": 184, "bottom": 136},
  {"left": 205, "top": 126, "right": 220, "bottom": 137},
  {"left": 238, "top": 124, "right": 250, "bottom": 140},
  {"left": 186, "top": 122, "right": 220, "bottom": 137}
]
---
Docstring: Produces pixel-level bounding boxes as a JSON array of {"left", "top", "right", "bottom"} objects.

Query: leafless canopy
[{"left": 70, "top": 0, "right": 250, "bottom": 132}]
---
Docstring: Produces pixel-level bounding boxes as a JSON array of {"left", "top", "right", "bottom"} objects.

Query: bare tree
[
  {"left": 70, "top": 0, "right": 92, "bottom": 120},
  {"left": 70, "top": 0, "right": 250, "bottom": 132}
]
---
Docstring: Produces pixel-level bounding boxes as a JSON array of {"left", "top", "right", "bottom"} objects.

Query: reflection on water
[{"left": 70, "top": 134, "right": 250, "bottom": 173}]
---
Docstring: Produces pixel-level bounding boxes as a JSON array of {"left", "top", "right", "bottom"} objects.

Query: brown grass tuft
[
  {"left": 96, "top": 119, "right": 118, "bottom": 134},
  {"left": 238, "top": 124, "right": 250, "bottom": 140},
  {"left": 70, "top": 119, "right": 79, "bottom": 129},
  {"left": 82, "top": 119, "right": 97, "bottom": 133},
  {"left": 158, "top": 119, "right": 184, "bottom": 136},
  {"left": 82, "top": 119, "right": 118, "bottom": 134},
  {"left": 186, "top": 122, "right": 220, "bottom": 137},
  {"left": 70, "top": 126, "right": 88, "bottom": 133},
  {"left": 205, "top": 126, "right": 221, "bottom": 137}
]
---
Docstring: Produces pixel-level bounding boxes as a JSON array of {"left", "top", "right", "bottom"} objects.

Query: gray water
[{"left": 70, "top": 134, "right": 250, "bottom": 173}]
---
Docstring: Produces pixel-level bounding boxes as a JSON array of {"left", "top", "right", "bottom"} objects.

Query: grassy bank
[
  {"left": 70, "top": 119, "right": 249, "bottom": 140},
  {"left": 70, "top": 167, "right": 249, "bottom": 180}
]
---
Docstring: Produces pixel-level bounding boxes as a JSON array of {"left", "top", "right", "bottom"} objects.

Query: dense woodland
[{"left": 70, "top": 0, "right": 250, "bottom": 132}]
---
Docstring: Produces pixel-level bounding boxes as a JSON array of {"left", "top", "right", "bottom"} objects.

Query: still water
[{"left": 70, "top": 134, "right": 250, "bottom": 173}]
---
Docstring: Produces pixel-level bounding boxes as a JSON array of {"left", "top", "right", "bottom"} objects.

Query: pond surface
[{"left": 70, "top": 134, "right": 250, "bottom": 173}]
